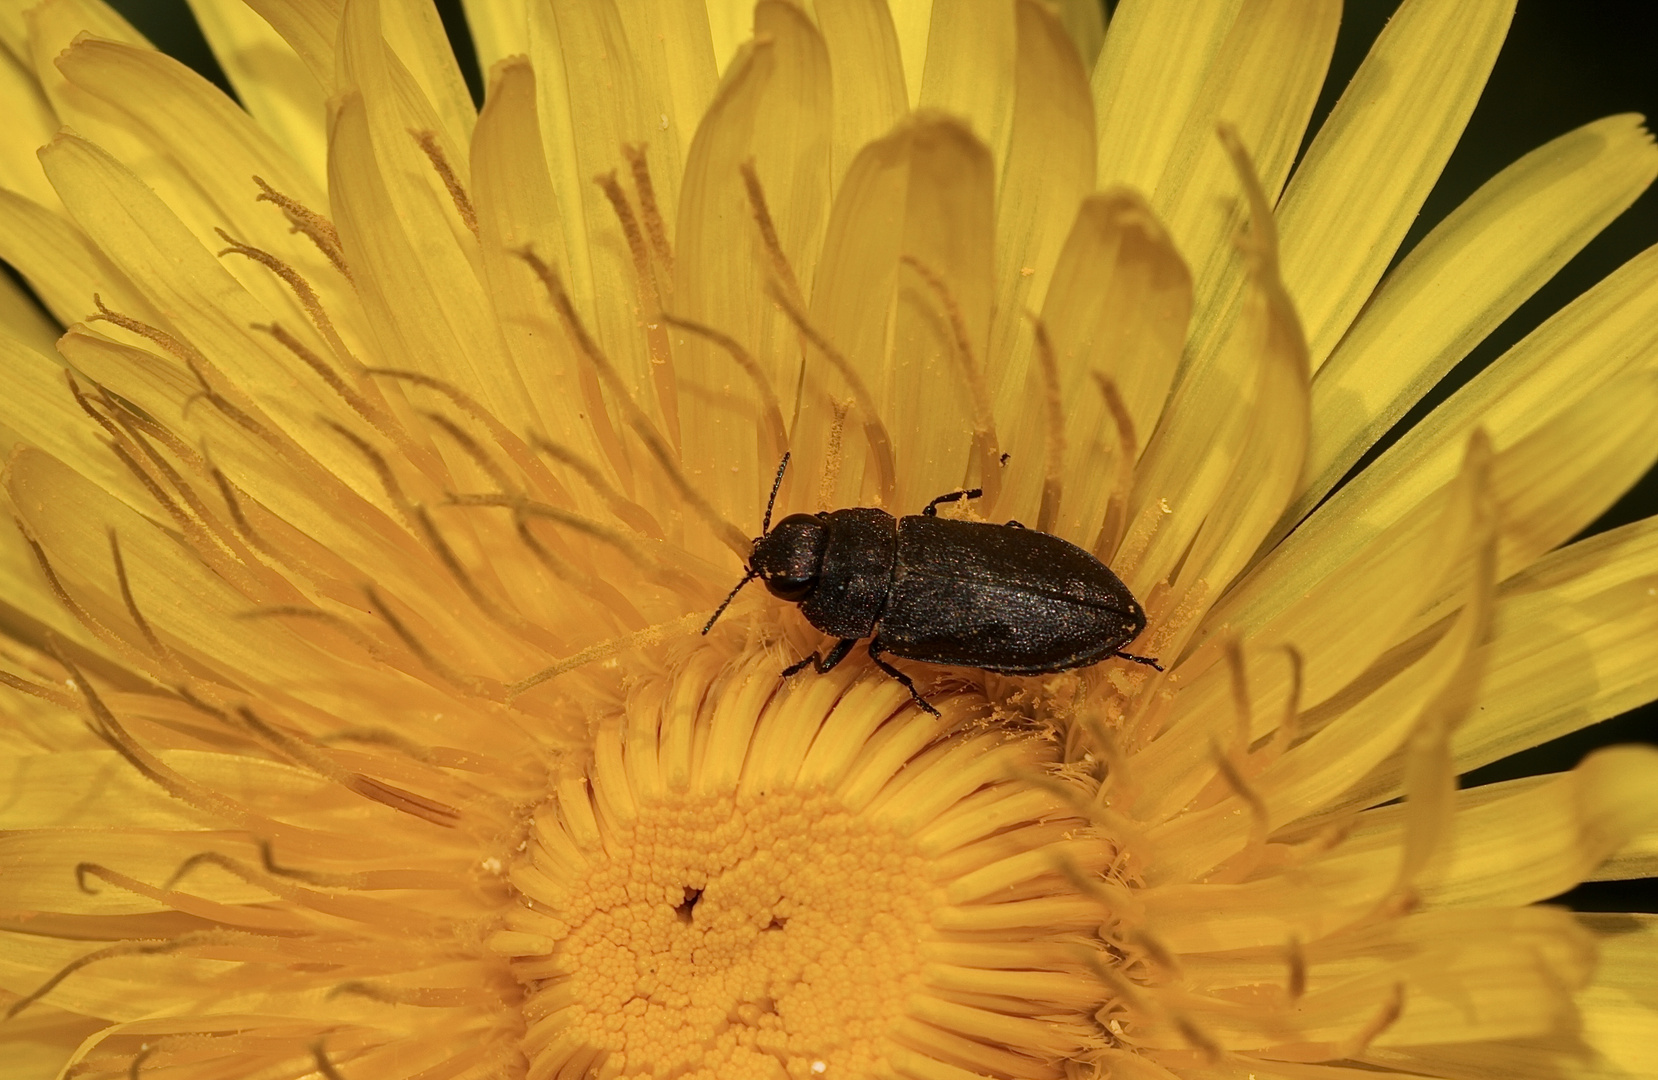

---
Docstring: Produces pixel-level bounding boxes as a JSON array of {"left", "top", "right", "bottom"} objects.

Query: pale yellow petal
[
  {"left": 798, "top": 114, "right": 995, "bottom": 513},
  {"left": 673, "top": 3, "right": 831, "bottom": 527},
  {"left": 1091, "top": 0, "right": 1241, "bottom": 195},
  {"left": 369, "top": 0, "right": 476, "bottom": 148},
  {"left": 986, "top": 0, "right": 1095, "bottom": 455},
  {"left": 1144, "top": 0, "right": 1337, "bottom": 356},
  {"left": 886, "top": 0, "right": 932, "bottom": 106},
  {"left": 470, "top": 58, "right": 597, "bottom": 470},
  {"left": 0, "top": 266, "right": 59, "bottom": 355},
  {"left": 241, "top": 0, "right": 337, "bottom": 91},
  {"left": 816, "top": 0, "right": 907, "bottom": 189},
  {"left": 1278, "top": 0, "right": 1515, "bottom": 371},
  {"left": 458, "top": 0, "right": 525, "bottom": 74},
  {"left": 1576, "top": 913, "right": 1658, "bottom": 1078},
  {"left": 182, "top": 0, "right": 329, "bottom": 185},
  {"left": 614, "top": 0, "right": 717, "bottom": 157},
  {"left": 332, "top": 5, "right": 533, "bottom": 430},
  {"left": 1287, "top": 114, "right": 1658, "bottom": 536},
  {"left": 1052, "top": 0, "right": 1104, "bottom": 73},
  {"left": 916, "top": 0, "right": 1014, "bottom": 171},
  {"left": 0, "top": 46, "right": 60, "bottom": 207},
  {"left": 1211, "top": 240, "right": 1658, "bottom": 655},
  {"left": 998, "top": 190, "right": 1189, "bottom": 542},
  {"left": 1417, "top": 747, "right": 1658, "bottom": 907}
]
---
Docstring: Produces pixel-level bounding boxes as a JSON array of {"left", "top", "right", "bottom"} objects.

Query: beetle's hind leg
[
  {"left": 1112, "top": 650, "right": 1164, "bottom": 671},
  {"left": 867, "top": 639, "right": 941, "bottom": 717},
  {"left": 782, "top": 637, "right": 856, "bottom": 677},
  {"left": 922, "top": 488, "right": 983, "bottom": 517}
]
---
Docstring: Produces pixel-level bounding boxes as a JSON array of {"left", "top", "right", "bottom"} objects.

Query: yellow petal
[
  {"left": 181, "top": 0, "right": 329, "bottom": 186},
  {"left": 1214, "top": 240, "right": 1658, "bottom": 656},
  {"left": 999, "top": 190, "right": 1189, "bottom": 541},
  {"left": 0, "top": 47, "right": 61, "bottom": 208},
  {"left": 1277, "top": 0, "right": 1515, "bottom": 370},
  {"left": 798, "top": 113, "right": 995, "bottom": 512},
  {"left": 1576, "top": 913, "right": 1658, "bottom": 1077},
  {"left": 673, "top": 3, "right": 831, "bottom": 527},
  {"left": 1289, "top": 114, "right": 1658, "bottom": 536},
  {"left": 915, "top": 0, "right": 1015, "bottom": 171},
  {"left": 987, "top": 0, "right": 1095, "bottom": 443},
  {"left": 0, "top": 190, "right": 155, "bottom": 327},
  {"left": 1091, "top": 0, "right": 1241, "bottom": 196},
  {"left": 816, "top": 0, "right": 908, "bottom": 188}
]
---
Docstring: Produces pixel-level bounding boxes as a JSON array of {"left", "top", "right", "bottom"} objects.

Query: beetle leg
[
  {"left": 867, "top": 639, "right": 941, "bottom": 717},
  {"left": 921, "top": 488, "right": 984, "bottom": 517},
  {"left": 781, "top": 637, "right": 857, "bottom": 677},
  {"left": 1112, "top": 650, "right": 1164, "bottom": 671}
]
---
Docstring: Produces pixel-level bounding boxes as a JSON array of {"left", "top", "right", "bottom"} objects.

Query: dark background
[{"left": 78, "top": 0, "right": 1658, "bottom": 911}]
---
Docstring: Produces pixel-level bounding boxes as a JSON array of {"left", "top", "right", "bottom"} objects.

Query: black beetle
[{"left": 703, "top": 455, "right": 1160, "bottom": 715}]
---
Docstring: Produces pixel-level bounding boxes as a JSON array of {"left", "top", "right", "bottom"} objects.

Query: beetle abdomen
[{"left": 878, "top": 517, "right": 1145, "bottom": 673}]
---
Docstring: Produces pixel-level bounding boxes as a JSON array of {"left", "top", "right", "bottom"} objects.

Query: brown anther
[
  {"left": 624, "top": 143, "right": 673, "bottom": 274},
  {"left": 414, "top": 504, "right": 562, "bottom": 650},
  {"left": 254, "top": 176, "right": 349, "bottom": 278},
  {"left": 1028, "top": 314, "right": 1067, "bottom": 533},
  {"left": 1335, "top": 983, "right": 1406, "bottom": 1058},
  {"left": 5, "top": 932, "right": 233, "bottom": 1020},
  {"left": 346, "top": 773, "right": 462, "bottom": 827},
  {"left": 321, "top": 419, "right": 417, "bottom": 525},
  {"left": 128, "top": 1044, "right": 154, "bottom": 1080},
  {"left": 765, "top": 283, "right": 896, "bottom": 507},
  {"left": 1223, "top": 637, "right": 1252, "bottom": 754},
  {"left": 902, "top": 254, "right": 1001, "bottom": 506},
  {"left": 215, "top": 229, "right": 358, "bottom": 368},
  {"left": 256, "top": 322, "right": 377, "bottom": 422},
  {"left": 412, "top": 130, "right": 478, "bottom": 236}
]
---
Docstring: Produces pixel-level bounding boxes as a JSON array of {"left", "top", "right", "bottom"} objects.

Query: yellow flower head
[{"left": 1, "top": 1, "right": 1656, "bottom": 1079}]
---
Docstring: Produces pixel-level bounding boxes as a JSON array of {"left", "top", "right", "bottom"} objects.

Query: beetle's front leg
[
  {"left": 922, "top": 488, "right": 984, "bottom": 517},
  {"left": 782, "top": 637, "right": 857, "bottom": 677},
  {"left": 867, "top": 639, "right": 941, "bottom": 717},
  {"left": 1112, "top": 649, "right": 1164, "bottom": 671}
]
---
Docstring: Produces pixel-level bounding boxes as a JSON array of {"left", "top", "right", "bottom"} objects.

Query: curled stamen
[
  {"left": 658, "top": 312, "right": 788, "bottom": 464},
  {"left": 902, "top": 254, "right": 1001, "bottom": 506},
  {"left": 422, "top": 410, "right": 515, "bottom": 493},
  {"left": 1204, "top": 734, "right": 1271, "bottom": 882},
  {"left": 528, "top": 435, "right": 663, "bottom": 539},
  {"left": 412, "top": 130, "right": 478, "bottom": 236},
  {"left": 507, "top": 613, "right": 705, "bottom": 697},
  {"left": 362, "top": 585, "right": 499, "bottom": 699},
  {"left": 1283, "top": 935, "right": 1306, "bottom": 1001},
  {"left": 216, "top": 230, "right": 360, "bottom": 374},
  {"left": 739, "top": 159, "right": 804, "bottom": 310},
  {"left": 1028, "top": 315, "right": 1067, "bottom": 533},
  {"left": 624, "top": 143, "right": 673, "bottom": 274},
  {"left": 321, "top": 419, "right": 418, "bottom": 527},
  {"left": 5, "top": 932, "right": 235, "bottom": 1019},
  {"left": 765, "top": 283, "right": 896, "bottom": 507},
  {"left": 1090, "top": 373, "right": 1140, "bottom": 564},
  {"left": 414, "top": 504, "right": 562, "bottom": 650},
  {"left": 128, "top": 1044, "right": 154, "bottom": 1079},
  {"left": 108, "top": 530, "right": 164, "bottom": 658},
  {"left": 596, "top": 169, "right": 680, "bottom": 450},
  {"left": 0, "top": 666, "right": 76, "bottom": 707},
  {"left": 311, "top": 1042, "right": 349, "bottom": 1080},
  {"left": 254, "top": 176, "right": 349, "bottom": 278},
  {"left": 254, "top": 322, "right": 388, "bottom": 432},
  {"left": 516, "top": 250, "right": 749, "bottom": 557}
]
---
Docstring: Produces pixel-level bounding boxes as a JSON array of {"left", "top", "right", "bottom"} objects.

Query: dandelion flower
[{"left": 2, "top": 1, "right": 1657, "bottom": 1079}]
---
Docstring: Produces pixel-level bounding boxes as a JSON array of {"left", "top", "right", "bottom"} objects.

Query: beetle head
[{"left": 750, "top": 513, "right": 827, "bottom": 601}]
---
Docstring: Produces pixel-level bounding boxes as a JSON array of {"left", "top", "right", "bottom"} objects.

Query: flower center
[{"left": 501, "top": 647, "right": 1117, "bottom": 1079}]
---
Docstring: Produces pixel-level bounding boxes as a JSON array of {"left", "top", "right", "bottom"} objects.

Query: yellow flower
[{"left": 1, "top": 0, "right": 1656, "bottom": 1078}]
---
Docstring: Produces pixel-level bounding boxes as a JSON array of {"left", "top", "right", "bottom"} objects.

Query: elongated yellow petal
[
  {"left": 1278, "top": 0, "right": 1515, "bottom": 370},
  {"left": 1289, "top": 114, "right": 1658, "bottom": 536}
]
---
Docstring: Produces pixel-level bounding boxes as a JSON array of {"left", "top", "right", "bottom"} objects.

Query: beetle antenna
[
  {"left": 761, "top": 452, "right": 790, "bottom": 535},
  {"left": 701, "top": 569, "right": 756, "bottom": 634}
]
